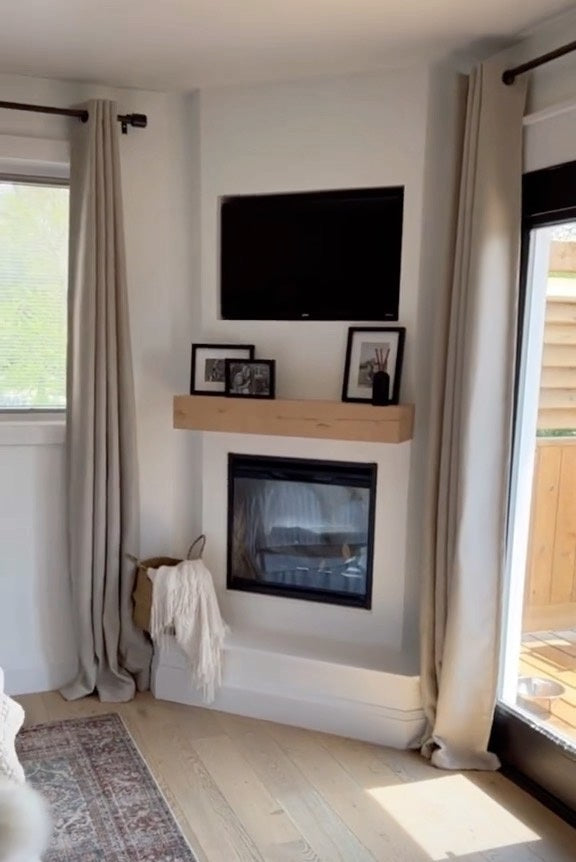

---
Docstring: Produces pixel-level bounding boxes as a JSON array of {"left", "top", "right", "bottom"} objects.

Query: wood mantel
[{"left": 173, "top": 395, "right": 414, "bottom": 443}]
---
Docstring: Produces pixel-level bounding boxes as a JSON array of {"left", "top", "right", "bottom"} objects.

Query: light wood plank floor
[{"left": 14, "top": 691, "right": 576, "bottom": 862}]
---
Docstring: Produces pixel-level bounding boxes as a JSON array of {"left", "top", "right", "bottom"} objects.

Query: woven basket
[{"left": 132, "top": 536, "right": 206, "bottom": 633}]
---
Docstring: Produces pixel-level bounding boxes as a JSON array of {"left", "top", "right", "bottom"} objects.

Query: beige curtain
[
  {"left": 62, "top": 100, "right": 151, "bottom": 703},
  {"left": 420, "top": 58, "right": 527, "bottom": 769}
]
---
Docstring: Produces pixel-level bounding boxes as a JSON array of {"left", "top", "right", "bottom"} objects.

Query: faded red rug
[{"left": 16, "top": 713, "right": 196, "bottom": 861}]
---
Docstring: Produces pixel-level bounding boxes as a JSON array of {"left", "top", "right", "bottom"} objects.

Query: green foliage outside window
[{"left": 0, "top": 181, "right": 69, "bottom": 408}]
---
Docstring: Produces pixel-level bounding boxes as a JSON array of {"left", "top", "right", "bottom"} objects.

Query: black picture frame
[
  {"left": 224, "top": 359, "right": 276, "bottom": 400},
  {"left": 190, "top": 343, "right": 255, "bottom": 395},
  {"left": 342, "top": 327, "right": 405, "bottom": 404}
]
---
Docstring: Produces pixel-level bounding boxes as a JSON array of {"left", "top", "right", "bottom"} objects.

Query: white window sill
[{"left": 0, "top": 414, "right": 65, "bottom": 446}]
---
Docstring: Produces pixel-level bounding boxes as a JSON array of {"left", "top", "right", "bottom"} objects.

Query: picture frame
[
  {"left": 190, "top": 343, "right": 255, "bottom": 395},
  {"left": 224, "top": 359, "right": 276, "bottom": 400},
  {"left": 341, "top": 327, "right": 405, "bottom": 404}
]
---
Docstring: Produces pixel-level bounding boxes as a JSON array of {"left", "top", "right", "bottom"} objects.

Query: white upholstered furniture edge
[{"left": 0, "top": 666, "right": 25, "bottom": 784}]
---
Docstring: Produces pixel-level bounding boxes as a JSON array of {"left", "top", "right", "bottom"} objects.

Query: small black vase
[{"left": 372, "top": 371, "right": 390, "bottom": 405}]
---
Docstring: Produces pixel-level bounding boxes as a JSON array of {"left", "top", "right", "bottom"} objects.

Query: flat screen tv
[{"left": 220, "top": 186, "right": 403, "bottom": 321}]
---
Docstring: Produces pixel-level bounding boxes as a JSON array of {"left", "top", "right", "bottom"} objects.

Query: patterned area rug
[{"left": 16, "top": 713, "right": 196, "bottom": 861}]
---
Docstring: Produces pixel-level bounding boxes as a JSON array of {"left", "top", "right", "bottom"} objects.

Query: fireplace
[{"left": 227, "top": 454, "right": 376, "bottom": 608}]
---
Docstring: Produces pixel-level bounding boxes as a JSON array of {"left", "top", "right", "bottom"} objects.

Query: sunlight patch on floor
[{"left": 367, "top": 774, "right": 540, "bottom": 860}]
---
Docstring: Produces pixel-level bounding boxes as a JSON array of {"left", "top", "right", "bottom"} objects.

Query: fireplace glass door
[{"left": 228, "top": 454, "right": 377, "bottom": 607}]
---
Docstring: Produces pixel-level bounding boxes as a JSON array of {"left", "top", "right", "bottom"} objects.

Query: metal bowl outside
[{"left": 517, "top": 676, "right": 565, "bottom": 700}]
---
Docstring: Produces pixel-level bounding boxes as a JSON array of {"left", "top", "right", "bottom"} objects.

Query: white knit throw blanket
[{"left": 148, "top": 560, "right": 228, "bottom": 703}]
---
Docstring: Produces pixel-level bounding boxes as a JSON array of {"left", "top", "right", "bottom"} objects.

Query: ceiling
[{"left": 0, "top": 0, "right": 574, "bottom": 91}]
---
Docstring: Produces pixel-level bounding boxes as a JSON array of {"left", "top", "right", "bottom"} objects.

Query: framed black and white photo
[
  {"left": 225, "top": 359, "right": 276, "bottom": 400},
  {"left": 190, "top": 343, "right": 255, "bottom": 395},
  {"left": 342, "top": 327, "right": 405, "bottom": 404}
]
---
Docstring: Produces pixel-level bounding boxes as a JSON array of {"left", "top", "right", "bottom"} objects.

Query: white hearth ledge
[{"left": 152, "top": 630, "right": 425, "bottom": 749}]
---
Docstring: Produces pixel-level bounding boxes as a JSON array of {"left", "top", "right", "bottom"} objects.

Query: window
[
  {"left": 494, "top": 159, "right": 576, "bottom": 818},
  {"left": 0, "top": 177, "right": 69, "bottom": 410}
]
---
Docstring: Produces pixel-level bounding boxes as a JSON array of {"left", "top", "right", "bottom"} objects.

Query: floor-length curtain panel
[
  {"left": 62, "top": 100, "right": 151, "bottom": 702},
  {"left": 420, "top": 59, "right": 527, "bottom": 769}
]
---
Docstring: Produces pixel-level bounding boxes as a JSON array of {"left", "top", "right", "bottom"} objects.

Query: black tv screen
[{"left": 220, "top": 186, "right": 403, "bottom": 321}]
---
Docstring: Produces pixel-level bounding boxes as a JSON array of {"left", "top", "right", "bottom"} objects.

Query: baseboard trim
[{"left": 4, "top": 661, "right": 75, "bottom": 696}]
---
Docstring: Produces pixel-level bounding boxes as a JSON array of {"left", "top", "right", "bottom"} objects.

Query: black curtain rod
[
  {"left": 0, "top": 99, "right": 147, "bottom": 134},
  {"left": 502, "top": 39, "right": 576, "bottom": 85}
]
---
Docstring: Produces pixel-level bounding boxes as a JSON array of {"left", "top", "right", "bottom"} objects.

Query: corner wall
[
  {"left": 0, "top": 74, "right": 201, "bottom": 693},
  {"left": 192, "top": 66, "right": 463, "bottom": 670},
  {"left": 150, "top": 65, "right": 465, "bottom": 744},
  {"left": 0, "top": 62, "right": 465, "bottom": 709}
]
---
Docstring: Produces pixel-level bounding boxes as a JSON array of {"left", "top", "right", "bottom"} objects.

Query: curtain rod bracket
[{"left": 118, "top": 113, "right": 147, "bottom": 134}]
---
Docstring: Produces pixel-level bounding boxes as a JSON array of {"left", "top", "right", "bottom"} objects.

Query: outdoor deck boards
[{"left": 519, "top": 629, "right": 576, "bottom": 745}]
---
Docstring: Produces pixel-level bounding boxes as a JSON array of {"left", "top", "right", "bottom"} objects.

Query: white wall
[
  {"left": 0, "top": 73, "right": 200, "bottom": 694},
  {"left": 0, "top": 422, "right": 75, "bottom": 693},
  {"left": 199, "top": 69, "right": 430, "bottom": 403},
  {"left": 511, "top": 9, "right": 576, "bottom": 172},
  {"left": 194, "top": 67, "right": 463, "bottom": 671}
]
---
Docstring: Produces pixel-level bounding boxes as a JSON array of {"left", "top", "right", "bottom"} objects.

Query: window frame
[
  {"left": 0, "top": 172, "right": 69, "bottom": 416},
  {"left": 491, "top": 158, "right": 576, "bottom": 824}
]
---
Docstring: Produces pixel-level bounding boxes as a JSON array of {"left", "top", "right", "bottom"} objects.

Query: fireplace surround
[
  {"left": 227, "top": 453, "right": 377, "bottom": 608},
  {"left": 153, "top": 433, "right": 422, "bottom": 748}
]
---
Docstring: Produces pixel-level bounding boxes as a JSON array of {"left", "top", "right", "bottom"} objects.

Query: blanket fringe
[{"left": 148, "top": 560, "right": 228, "bottom": 703}]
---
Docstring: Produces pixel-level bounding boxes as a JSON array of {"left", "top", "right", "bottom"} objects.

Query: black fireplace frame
[{"left": 227, "top": 453, "right": 377, "bottom": 608}]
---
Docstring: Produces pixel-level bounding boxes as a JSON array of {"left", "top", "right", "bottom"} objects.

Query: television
[{"left": 220, "top": 186, "right": 403, "bottom": 321}]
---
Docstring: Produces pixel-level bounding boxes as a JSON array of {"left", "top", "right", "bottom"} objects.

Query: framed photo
[
  {"left": 190, "top": 343, "right": 255, "bottom": 395},
  {"left": 225, "top": 359, "right": 276, "bottom": 400},
  {"left": 342, "top": 327, "right": 405, "bottom": 404}
]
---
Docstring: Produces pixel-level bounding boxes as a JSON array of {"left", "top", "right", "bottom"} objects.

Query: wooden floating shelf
[{"left": 173, "top": 395, "right": 414, "bottom": 443}]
